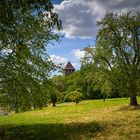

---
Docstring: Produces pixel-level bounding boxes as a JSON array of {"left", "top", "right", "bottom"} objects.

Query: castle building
[{"left": 63, "top": 61, "right": 75, "bottom": 75}]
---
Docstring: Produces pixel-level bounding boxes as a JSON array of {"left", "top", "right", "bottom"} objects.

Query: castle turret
[{"left": 63, "top": 61, "right": 75, "bottom": 75}]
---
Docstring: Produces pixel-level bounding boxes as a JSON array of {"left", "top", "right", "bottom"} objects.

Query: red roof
[{"left": 64, "top": 61, "right": 75, "bottom": 69}]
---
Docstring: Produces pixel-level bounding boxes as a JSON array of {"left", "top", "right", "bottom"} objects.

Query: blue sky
[
  {"left": 47, "top": 0, "right": 140, "bottom": 72},
  {"left": 52, "top": 0, "right": 63, "bottom": 4},
  {"left": 47, "top": 37, "right": 96, "bottom": 70}
]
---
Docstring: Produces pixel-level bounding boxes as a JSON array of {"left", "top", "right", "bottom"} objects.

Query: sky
[{"left": 47, "top": 0, "right": 140, "bottom": 72}]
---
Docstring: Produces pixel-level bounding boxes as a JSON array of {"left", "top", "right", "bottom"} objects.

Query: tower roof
[{"left": 64, "top": 61, "right": 75, "bottom": 69}]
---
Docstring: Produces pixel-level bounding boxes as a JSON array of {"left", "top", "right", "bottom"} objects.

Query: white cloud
[
  {"left": 73, "top": 49, "right": 85, "bottom": 59},
  {"left": 54, "top": 0, "right": 140, "bottom": 39},
  {"left": 71, "top": 62, "right": 77, "bottom": 67},
  {"left": 49, "top": 54, "right": 68, "bottom": 66},
  {"left": 49, "top": 55, "right": 79, "bottom": 70},
  {"left": 1, "top": 49, "right": 12, "bottom": 55}
]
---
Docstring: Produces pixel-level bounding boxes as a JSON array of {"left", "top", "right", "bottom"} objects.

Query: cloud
[
  {"left": 73, "top": 49, "right": 85, "bottom": 59},
  {"left": 1, "top": 49, "right": 12, "bottom": 55},
  {"left": 49, "top": 54, "right": 79, "bottom": 70},
  {"left": 54, "top": 0, "right": 140, "bottom": 39},
  {"left": 71, "top": 62, "right": 77, "bottom": 67},
  {"left": 49, "top": 54, "right": 68, "bottom": 66}
]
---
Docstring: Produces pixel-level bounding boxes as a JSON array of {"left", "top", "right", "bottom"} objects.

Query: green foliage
[
  {"left": 49, "top": 88, "right": 60, "bottom": 107},
  {"left": 68, "top": 89, "right": 83, "bottom": 104},
  {"left": 52, "top": 69, "right": 104, "bottom": 102},
  {"left": 50, "top": 92, "right": 57, "bottom": 107},
  {"left": 0, "top": 0, "right": 62, "bottom": 112}
]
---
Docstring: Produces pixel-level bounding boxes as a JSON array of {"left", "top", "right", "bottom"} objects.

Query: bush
[{"left": 68, "top": 89, "right": 83, "bottom": 104}]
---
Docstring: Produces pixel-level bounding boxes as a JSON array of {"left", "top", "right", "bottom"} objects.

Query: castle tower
[{"left": 63, "top": 61, "right": 75, "bottom": 75}]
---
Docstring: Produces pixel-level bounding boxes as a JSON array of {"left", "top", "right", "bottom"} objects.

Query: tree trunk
[
  {"left": 130, "top": 94, "right": 138, "bottom": 106},
  {"left": 52, "top": 102, "right": 56, "bottom": 107},
  {"left": 76, "top": 101, "right": 79, "bottom": 104},
  {"left": 15, "top": 107, "right": 19, "bottom": 113},
  {"left": 33, "top": 104, "right": 36, "bottom": 109},
  {"left": 15, "top": 97, "right": 19, "bottom": 113},
  {"left": 103, "top": 94, "right": 106, "bottom": 101},
  {"left": 129, "top": 82, "right": 138, "bottom": 106}
]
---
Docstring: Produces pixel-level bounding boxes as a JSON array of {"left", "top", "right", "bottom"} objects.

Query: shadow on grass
[
  {"left": 0, "top": 121, "right": 104, "bottom": 140},
  {"left": 115, "top": 105, "right": 140, "bottom": 111}
]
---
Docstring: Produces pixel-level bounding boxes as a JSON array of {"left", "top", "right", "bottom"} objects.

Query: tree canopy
[
  {"left": 83, "top": 12, "right": 140, "bottom": 105},
  {"left": 0, "top": 0, "right": 62, "bottom": 112}
]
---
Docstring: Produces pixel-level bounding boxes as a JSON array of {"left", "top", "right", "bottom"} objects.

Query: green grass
[{"left": 0, "top": 98, "right": 140, "bottom": 140}]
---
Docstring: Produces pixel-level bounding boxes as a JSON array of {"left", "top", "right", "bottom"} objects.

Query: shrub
[{"left": 68, "top": 89, "right": 83, "bottom": 104}]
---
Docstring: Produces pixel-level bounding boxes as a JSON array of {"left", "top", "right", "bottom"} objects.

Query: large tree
[
  {"left": 0, "top": 0, "right": 62, "bottom": 112},
  {"left": 84, "top": 12, "right": 140, "bottom": 105}
]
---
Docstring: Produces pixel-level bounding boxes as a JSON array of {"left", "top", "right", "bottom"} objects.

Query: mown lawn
[{"left": 0, "top": 98, "right": 140, "bottom": 140}]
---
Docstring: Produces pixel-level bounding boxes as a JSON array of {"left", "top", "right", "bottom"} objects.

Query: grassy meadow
[{"left": 0, "top": 98, "right": 140, "bottom": 140}]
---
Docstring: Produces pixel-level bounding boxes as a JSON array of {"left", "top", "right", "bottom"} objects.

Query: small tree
[
  {"left": 50, "top": 92, "right": 57, "bottom": 107},
  {"left": 68, "top": 89, "right": 83, "bottom": 104},
  {"left": 48, "top": 84, "right": 60, "bottom": 107}
]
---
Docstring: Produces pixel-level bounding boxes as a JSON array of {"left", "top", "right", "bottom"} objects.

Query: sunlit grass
[{"left": 0, "top": 98, "right": 140, "bottom": 139}]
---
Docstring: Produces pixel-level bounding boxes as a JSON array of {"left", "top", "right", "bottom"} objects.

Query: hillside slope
[{"left": 0, "top": 98, "right": 140, "bottom": 140}]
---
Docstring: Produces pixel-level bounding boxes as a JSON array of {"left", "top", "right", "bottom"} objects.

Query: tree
[
  {"left": 85, "top": 12, "right": 140, "bottom": 105},
  {"left": 68, "top": 89, "right": 83, "bottom": 104},
  {"left": 50, "top": 91, "right": 58, "bottom": 107},
  {"left": 0, "top": 0, "right": 62, "bottom": 112}
]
